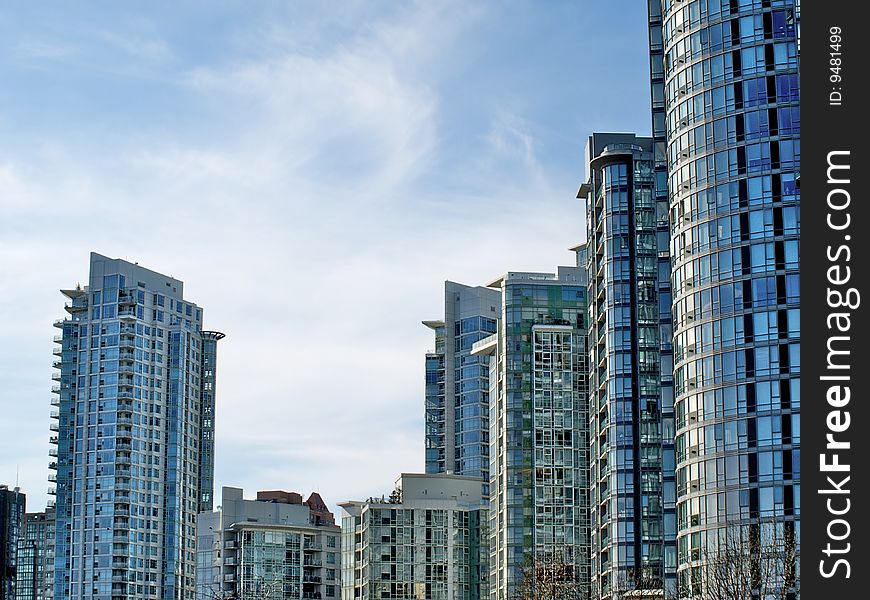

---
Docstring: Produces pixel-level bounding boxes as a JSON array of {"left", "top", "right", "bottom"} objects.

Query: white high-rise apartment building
[
  {"left": 340, "top": 473, "right": 486, "bottom": 600},
  {"left": 196, "top": 487, "right": 341, "bottom": 600}
]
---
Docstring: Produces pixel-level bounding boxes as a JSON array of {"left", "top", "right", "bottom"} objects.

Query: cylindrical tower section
[
  {"left": 583, "top": 134, "right": 671, "bottom": 599},
  {"left": 661, "top": 0, "right": 800, "bottom": 596}
]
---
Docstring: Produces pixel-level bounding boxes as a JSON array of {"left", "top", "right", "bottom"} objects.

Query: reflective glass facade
[
  {"left": 52, "top": 253, "right": 222, "bottom": 600},
  {"left": 650, "top": 0, "right": 800, "bottom": 595},
  {"left": 582, "top": 134, "right": 676, "bottom": 598},
  {"left": 482, "top": 265, "right": 589, "bottom": 600},
  {"left": 424, "top": 283, "right": 500, "bottom": 489}
]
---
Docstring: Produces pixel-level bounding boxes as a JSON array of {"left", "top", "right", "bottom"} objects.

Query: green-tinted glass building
[
  {"left": 479, "top": 254, "right": 590, "bottom": 599},
  {"left": 15, "top": 508, "right": 55, "bottom": 600}
]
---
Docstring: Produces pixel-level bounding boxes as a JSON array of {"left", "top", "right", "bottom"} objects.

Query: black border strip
[{"left": 802, "top": 0, "right": 870, "bottom": 595}]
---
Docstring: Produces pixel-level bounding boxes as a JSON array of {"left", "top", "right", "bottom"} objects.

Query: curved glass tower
[{"left": 655, "top": 0, "right": 800, "bottom": 596}]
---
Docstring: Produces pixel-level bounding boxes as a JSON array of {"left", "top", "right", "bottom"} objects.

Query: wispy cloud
[
  {"left": 16, "top": 40, "right": 77, "bottom": 59},
  {"left": 98, "top": 30, "right": 172, "bottom": 62},
  {"left": 0, "top": 0, "right": 650, "bottom": 515}
]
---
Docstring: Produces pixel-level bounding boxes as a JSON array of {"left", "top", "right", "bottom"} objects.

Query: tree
[
  {"left": 197, "top": 576, "right": 284, "bottom": 600},
  {"left": 687, "top": 519, "right": 798, "bottom": 600},
  {"left": 612, "top": 573, "right": 673, "bottom": 600},
  {"left": 512, "top": 547, "right": 589, "bottom": 600}
]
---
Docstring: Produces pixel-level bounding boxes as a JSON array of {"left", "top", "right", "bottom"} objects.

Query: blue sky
[{"left": 0, "top": 1, "right": 652, "bottom": 514}]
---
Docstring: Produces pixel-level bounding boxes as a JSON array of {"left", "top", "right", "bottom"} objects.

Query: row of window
[
  {"left": 674, "top": 342, "right": 799, "bottom": 395},
  {"left": 666, "top": 75, "right": 798, "bottom": 139},
  {"left": 678, "top": 448, "right": 798, "bottom": 494},
  {"left": 663, "top": 39, "right": 797, "bottom": 108},
  {"left": 668, "top": 107, "right": 799, "bottom": 170},
  {"left": 676, "top": 412, "right": 799, "bottom": 464},
  {"left": 673, "top": 242, "right": 799, "bottom": 298},
  {"left": 677, "top": 483, "right": 798, "bottom": 532},
  {"left": 659, "top": 0, "right": 795, "bottom": 46},
  {"left": 664, "top": 11, "right": 795, "bottom": 77},
  {"left": 673, "top": 205, "right": 799, "bottom": 258},
  {"left": 670, "top": 173, "right": 798, "bottom": 233},
  {"left": 670, "top": 140, "right": 800, "bottom": 198},
  {"left": 676, "top": 377, "right": 799, "bottom": 426},
  {"left": 675, "top": 306, "right": 799, "bottom": 363}
]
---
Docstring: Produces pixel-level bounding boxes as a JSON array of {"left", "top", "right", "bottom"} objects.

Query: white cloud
[{"left": 0, "top": 1, "right": 591, "bottom": 516}]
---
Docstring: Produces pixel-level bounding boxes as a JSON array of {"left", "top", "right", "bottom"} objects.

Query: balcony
[
  {"left": 49, "top": 435, "right": 58, "bottom": 445},
  {"left": 119, "top": 350, "right": 135, "bottom": 362},
  {"left": 49, "top": 422, "right": 59, "bottom": 432},
  {"left": 48, "top": 448, "right": 58, "bottom": 456},
  {"left": 48, "top": 461, "right": 58, "bottom": 470},
  {"left": 51, "top": 385, "right": 61, "bottom": 394},
  {"left": 47, "top": 486, "right": 56, "bottom": 495},
  {"left": 64, "top": 302, "right": 88, "bottom": 314},
  {"left": 51, "top": 397, "right": 60, "bottom": 407},
  {"left": 53, "top": 335, "right": 64, "bottom": 344},
  {"left": 53, "top": 319, "right": 68, "bottom": 329},
  {"left": 118, "top": 291, "right": 136, "bottom": 306}
]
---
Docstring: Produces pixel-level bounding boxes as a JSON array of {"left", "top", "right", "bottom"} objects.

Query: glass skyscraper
[
  {"left": 424, "top": 282, "right": 500, "bottom": 487},
  {"left": 51, "top": 253, "right": 223, "bottom": 600},
  {"left": 478, "top": 257, "right": 590, "bottom": 600},
  {"left": 649, "top": 1, "right": 800, "bottom": 596},
  {"left": 580, "top": 133, "right": 676, "bottom": 598}
]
